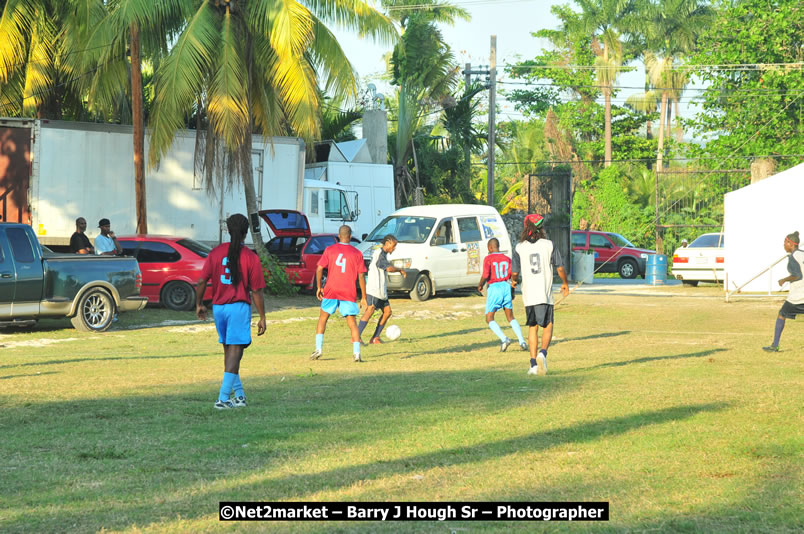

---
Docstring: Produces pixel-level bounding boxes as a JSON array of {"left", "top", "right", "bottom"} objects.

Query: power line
[
  {"left": 498, "top": 80, "right": 803, "bottom": 95},
  {"left": 472, "top": 154, "right": 804, "bottom": 166},
  {"left": 504, "top": 62, "right": 804, "bottom": 72},
  {"left": 387, "top": 0, "right": 535, "bottom": 11}
]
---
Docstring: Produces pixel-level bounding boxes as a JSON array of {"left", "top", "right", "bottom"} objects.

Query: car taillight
[
  {"left": 673, "top": 255, "right": 688, "bottom": 263},
  {"left": 135, "top": 272, "right": 142, "bottom": 291},
  {"left": 716, "top": 257, "right": 724, "bottom": 263}
]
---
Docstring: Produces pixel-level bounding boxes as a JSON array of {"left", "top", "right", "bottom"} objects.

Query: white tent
[{"left": 724, "top": 162, "right": 804, "bottom": 293}]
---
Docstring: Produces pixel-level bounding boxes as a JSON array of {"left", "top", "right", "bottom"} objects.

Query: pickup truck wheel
[
  {"left": 618, "top": 259, "right": 638, "bottom": 279},
  {"left": 162, "top": 281, "right": 195, "bottom": 311},
  {"left": 410, "top": 273, "right": 432, "bottom": 302},
  {"left": 71, "top": 288, "right": 115, "bottom": 332}
]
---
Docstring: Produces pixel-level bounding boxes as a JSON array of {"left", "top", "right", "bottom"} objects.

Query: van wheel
[
  {"left": 71, "top": 288, "right": 115, "bottom": 332},
  {"left": 410, "top": 273, "right": 432, "bottom": 302},
  {"left": 618, "top": 259, "right": 638, "bottom": 279},
  {"left": 162, "top": 281, "right": 195, "bottom": 311}
]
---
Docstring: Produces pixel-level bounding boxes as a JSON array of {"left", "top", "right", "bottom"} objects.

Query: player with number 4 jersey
[
  {"left": 311, "top": 225, "right": 367, "bottom": 362},
  {"left": 511, "top": 214, "right": 569, "bottom": 377},
  {"left": 478, "top": 238, "right": 527, "bottom": 352}
]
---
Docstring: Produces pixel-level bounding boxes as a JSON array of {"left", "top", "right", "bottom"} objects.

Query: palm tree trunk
[
  {"left": 130, "top": 22, "right": 147, "bottom": 234},
  {"left": 604, "top": 86, "right": 612, "bottom": 167},
  {"left": 674, "top": 99, "right": 683, "bottom": 142},
  {"left": 243, "top": 33, "right": 265, "bottom": 255},
  {"left": 656, "top": 91, "right": 668, "bottom": 171}
]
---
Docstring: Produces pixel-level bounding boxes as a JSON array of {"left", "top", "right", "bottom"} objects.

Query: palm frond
[
  {"left": 305, "top": 0, "right": 398, "bottom": 45},
  {"left": 0, "top": 0, "right": 38, "bottom": 83},
  {"left": 207, "top": 11, "right": 248, "bottom": 150},
  {"left": 308, "top": 14, "right": 357, "bottom": 100}
]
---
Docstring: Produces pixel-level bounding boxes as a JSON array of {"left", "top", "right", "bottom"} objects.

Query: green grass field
[{"left": 1, "top": 288, "right": 801, "bottom": 533}]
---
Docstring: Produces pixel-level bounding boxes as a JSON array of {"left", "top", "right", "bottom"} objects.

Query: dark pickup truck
[{"left": 0, "top": 223, "right": 147, "bottom": 332}]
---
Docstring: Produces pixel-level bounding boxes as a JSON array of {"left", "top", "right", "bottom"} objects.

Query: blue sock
[
  {"left": 530, "top": 358, "right": 537, "bottom": 368},
  {"left": 219, "top": 372, "right": 237, "bottom": 402},
  {"left": 315, "top": 334, "right": 324, "bottom": 351},
  {"left": 539, "top": 348, "right": 548, "bottom": 358},
  {"left": 372, "top": 321, "right": 385, "bottom": 339},
  {"left": 353, "top": 341, "right": 361, "bottom": 355},
  {"left": 488, "top": 321, "right": 507, "bottom": 342},
  {"left": 232, "top": 375, "right": 244, "bottom": 398},
  {"left": 510, "top": 319, "right": 525, "bottom": 344},
  {"left": 358, "top": 320, "right": 368, "bottom": 335},
  {"left": 772, "top": 317, "right": 785, "bottom": 347}
]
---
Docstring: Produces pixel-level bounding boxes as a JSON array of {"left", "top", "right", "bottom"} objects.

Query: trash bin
[
  {"left": 572, "top": 251, "right": 594, "bottom": 284},
  {"left": 646, "top": 254, "right": 667, "bottom": 285}
]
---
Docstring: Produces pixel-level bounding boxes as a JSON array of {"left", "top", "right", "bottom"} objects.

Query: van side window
[
  {"left": 6, "top": 228, "right": 35, "bottom": 263},
  {"left": 457, "top": 217, "right": 482, "bottom": 242},
  {"left": 431, "top": 219, "right": 454, "bottom": 246}
]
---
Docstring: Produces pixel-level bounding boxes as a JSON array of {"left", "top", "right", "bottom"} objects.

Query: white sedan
[{"left": 671, "top": 233, "right": 725, "bottom": 286}]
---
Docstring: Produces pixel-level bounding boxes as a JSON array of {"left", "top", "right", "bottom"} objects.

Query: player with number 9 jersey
[{"left": 318, "top": 242, "right": 367, "bottom": 302}]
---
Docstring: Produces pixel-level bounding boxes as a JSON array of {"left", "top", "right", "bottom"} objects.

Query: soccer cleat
[
  {"left": 500, "top": 338, "right": 512, "bottom": 352},
  {"left": 527, "top": 365, "right": 539, "bottom": 376},
  {"left": 370, "top": 337, "right": 383, "bottom": 345},
  {"left": 354, "top": 353, "right": 362, "bottom": 362},
  {"left": 762, "top": 345, "right": 780, "bottom": 352},
  {"left": 310, "top": 349, "right": 323, "bottom": 360},
  {"left": 520, "top": 342, "right": 528, "bottom": 351},
  {"left": 536, "top": 352, "right": 548, "bottom": 375},
  {"left": 360, "top": 339, "right": 368, "bottom": 347},
  {"left": 233, "top": 396, "right": 247, "bottom": 408},
  {"left": 214, "top": 399, "right": 234, "bottom": 410}
]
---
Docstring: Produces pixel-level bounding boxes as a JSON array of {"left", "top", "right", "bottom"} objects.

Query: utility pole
[
  {"left": 488, "top": 35, "right": 497, "bottom": 207},
  {"left": 465, "top": 62, "right": 472, "bottom": 89}
]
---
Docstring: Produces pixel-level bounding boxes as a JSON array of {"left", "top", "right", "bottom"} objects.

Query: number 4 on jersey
[{"left": 335, "top": 253, "right": 347, "bottom": 273}]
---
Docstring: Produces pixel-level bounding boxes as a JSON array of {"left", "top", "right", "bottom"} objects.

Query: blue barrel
[{"left": 646, "top": 254, "right": 667, "bottom": 285}]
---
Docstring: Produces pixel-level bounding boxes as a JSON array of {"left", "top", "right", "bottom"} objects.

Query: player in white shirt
[
  {"left": 511, "top": 214, "right": 569, "bottom": 376},
  {"left": 763, "top": 231, "right": 804, "bottom": 352},
  {"left": 358, "top": 235, "right": 407, "bottom": 344}
]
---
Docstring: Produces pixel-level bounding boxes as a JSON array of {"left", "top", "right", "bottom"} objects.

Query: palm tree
[
  {"left": 146, "top": 0, "right": 397, "bottom": 253},
  {"left": 388, "top": 14, "right": 459, "bottom": 205},
  {"left": 568, "top": 0, "right": 635, "bottom": 167},
  {"left": 640, "top": 0, "right": 712, "bottom": 170}
]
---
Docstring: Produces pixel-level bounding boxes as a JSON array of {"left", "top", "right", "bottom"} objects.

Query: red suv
[
  {"left": 571, "top": 230, "right": 656, "bottom": 279},
  {"left": 117, "top": 235, "right": 213, "bottom": 310}
]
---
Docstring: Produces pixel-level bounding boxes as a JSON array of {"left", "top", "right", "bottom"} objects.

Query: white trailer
[{"left": 0, "top": 118, "right": 359, "bottom": 246}]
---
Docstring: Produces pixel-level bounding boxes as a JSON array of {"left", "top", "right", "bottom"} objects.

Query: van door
[
  {"left": 429, "top": 217, "right": 464, "bottom": 287},
  {"left": 456, "top": 216, "right": 483, "bottom": 286}
]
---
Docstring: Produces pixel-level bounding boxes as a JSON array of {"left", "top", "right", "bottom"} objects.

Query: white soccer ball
[{"left": 385, "top": 324, "right": 401, "bottom": 341}]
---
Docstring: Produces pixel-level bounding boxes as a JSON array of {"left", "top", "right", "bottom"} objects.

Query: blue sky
[{"left": 332, "top": 0, "right": 701, "bottom": 120}]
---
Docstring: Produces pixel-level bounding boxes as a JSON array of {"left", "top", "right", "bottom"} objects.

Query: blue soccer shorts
[
  {"left": 485, "top": 281, "right": 513, "bottom": 314},
  {"left": 212, "top": 302, "right": 253, "bottom": 346},
  {"left": 321, "top": 298, "right": 359, "bottom": 317}
]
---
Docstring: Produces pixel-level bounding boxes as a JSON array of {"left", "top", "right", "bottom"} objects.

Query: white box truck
[{"left": 0, "top": 118, "right": 364, "bottom": 246}]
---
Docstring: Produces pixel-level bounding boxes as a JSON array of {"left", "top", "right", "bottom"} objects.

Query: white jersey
[
  {"left": 787, "top": 249, "right": 804, "bottom": 305},
  {"left": 365, "top": 247, "right": 392, "bottom": 300},
  {"left": 512, "top": 238, "right": 562, "bottom": 306}
]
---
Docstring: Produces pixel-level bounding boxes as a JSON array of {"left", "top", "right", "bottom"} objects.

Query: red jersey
[
  {"left": 317, "top": 242, "right": 366, "bottom": 301},
  {"left": 482, "top": 253, "right": 512, "bottom": 283},
  {"left": 201, "top": 244, "right": 266, "bottom": 305}
]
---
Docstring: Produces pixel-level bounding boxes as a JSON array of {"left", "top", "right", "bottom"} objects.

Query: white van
[{"left": 356, "top": 204, "right": 512, "bottom": 301}]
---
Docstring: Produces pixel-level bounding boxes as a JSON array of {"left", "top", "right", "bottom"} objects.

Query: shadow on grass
[
  {"left": 0, "top": 371, "right": 59, "bottom": 380},
  {"left": 0, "top": 352, "right": 214, "bottom": 370},
  {"left": 553, "top": 330, "right": 630, "bottom": 345},
  {"left": 417, "top": 327, "right": 488, "bottom": 340},
  {"left": 569, "top": 348, "right": 728, "bottom": 373},
  {"left": 402, "top": 341, "right": 499, "bottom": 359}
]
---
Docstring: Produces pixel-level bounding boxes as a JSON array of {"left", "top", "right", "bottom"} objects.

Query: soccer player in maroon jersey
[
  {"left": 311, "top": 225, "right": 368, "bottom": 362},
  {"left": 478, "top": 238, "right": 527, "bottom": 351},
  {"left": 195, "top": 214, "right": 266, "bottom": 409}
]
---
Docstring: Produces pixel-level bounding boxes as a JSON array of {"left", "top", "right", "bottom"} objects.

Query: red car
[
  {"left": 260, "top": 209, "right": 358, "bottom": 291},
  {"left": 571, "top": 230, "right": 656, "bottom": 279},
  {"left": 118, "top": 235, "right": 213, "bottom": 310}
]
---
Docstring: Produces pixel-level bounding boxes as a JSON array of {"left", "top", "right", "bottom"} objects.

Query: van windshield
[{"left": 366, "top": 216, "right": 436, "bottom": 244}]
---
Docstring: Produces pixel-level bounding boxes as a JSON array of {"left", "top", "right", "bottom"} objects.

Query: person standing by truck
[
  {"left": 94, "top": 218, "right": 122, "bottom": 256},
  {"left": 70, "top": 217, "right": 94, "bottom": 254}
]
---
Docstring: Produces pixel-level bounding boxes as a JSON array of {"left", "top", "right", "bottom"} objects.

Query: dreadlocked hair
[
  {"left": 520, "top": 220, "right": 545, "bottom": 243},
  {"left": 226, "top": 214, "right": 249, "bottom": 287}
]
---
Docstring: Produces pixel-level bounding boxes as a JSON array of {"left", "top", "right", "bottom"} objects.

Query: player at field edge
[
  {"left": 477, "top": 237, "right": 528, "bottom": 352},
  {"left": 311, "top": 225, "right": 368, "bottom": 362},
  {"left": 763, "top": 231, "right": 803, "bottom": 352},
  {"left": 511, "top": 214, "right": 570, "bottom": 376},
  {"left": 358, "top": 234, "right": 407, "bottom": 345},
  {"left": 195, "top": 214, "right": 266, "bottom": 409}
]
